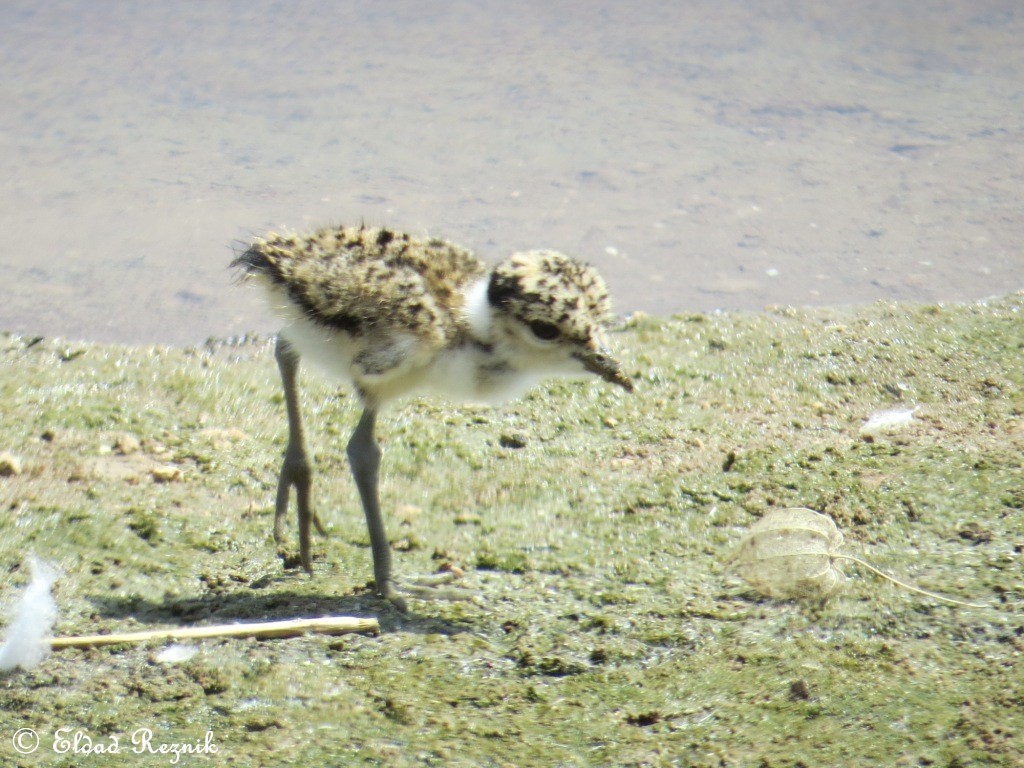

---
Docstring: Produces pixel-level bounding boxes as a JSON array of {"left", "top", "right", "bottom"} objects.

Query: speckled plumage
[
  {"left": 233, "top": 224, "right": 630, "bottom": 407},
  {"left": 488, "top": 249, "right": 615, "bottom": 344},
  {"left": 234, "top": 225, "right": 485, "bottom": 349}
]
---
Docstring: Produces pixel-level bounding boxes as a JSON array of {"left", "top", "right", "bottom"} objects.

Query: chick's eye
[{"left": 528, "top": 320, "right": 560, "bottom": 341}]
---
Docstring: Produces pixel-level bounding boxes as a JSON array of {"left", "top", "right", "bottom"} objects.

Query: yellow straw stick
[{"left": 49, "top": 616, "right": 379, "bottom": 649}]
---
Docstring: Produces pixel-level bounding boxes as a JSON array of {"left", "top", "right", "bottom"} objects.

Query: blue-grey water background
[{"left": 1, "top": 1, "right": 1021, "bottom": 346}]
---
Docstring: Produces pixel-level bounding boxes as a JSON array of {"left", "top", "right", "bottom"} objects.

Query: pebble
[
  {"left": 152, "top": 465, "right": 184, "bottom": 483},
  {"left": 114, "top": 434, "right": 142, "bottom": 455},
  {"left": 0, "top": 452, "right": 24, "bottom": 476}
]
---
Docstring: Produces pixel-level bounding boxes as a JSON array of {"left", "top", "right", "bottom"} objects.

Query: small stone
[
  {"left": 0, "top": 452, "right": 24, "bottom": 476},
  {"left": 114, "top": 434, "right": 142, "bottom": 455},
  {"left": 152, "top": 465, "right": 183, "bottom": 483},
  {"left": 603, "top": 416, "right": 619, "bottom": 428}
]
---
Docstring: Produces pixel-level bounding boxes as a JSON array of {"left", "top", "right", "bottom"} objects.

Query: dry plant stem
[
  {"left": 834, "top": 555, "right": 987, "bottom": 609},
  {"left": 49, "top": 616, "right": 380, "bottom": 649}
]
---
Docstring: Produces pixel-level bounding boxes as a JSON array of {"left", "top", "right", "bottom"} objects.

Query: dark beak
[{"left": 575, "top": 348, "right": 634, "bottom": 392}]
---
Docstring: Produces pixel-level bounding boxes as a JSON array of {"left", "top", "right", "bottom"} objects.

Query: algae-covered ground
[{"left": 0, "top": 296, "right": 1021, "bottom": 767}]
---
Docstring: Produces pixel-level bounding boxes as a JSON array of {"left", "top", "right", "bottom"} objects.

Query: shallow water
[{"left": 1, "top": 0, "right": 1021, "bottom": 345}]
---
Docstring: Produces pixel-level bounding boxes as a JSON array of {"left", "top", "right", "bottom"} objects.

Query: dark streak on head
[{"left": 487, "top": 270, "right": 519, "bottom": 308}]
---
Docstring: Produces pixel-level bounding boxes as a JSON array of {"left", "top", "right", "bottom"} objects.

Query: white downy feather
[{"left": 0, "top": 556, "right": 58, "bottom": 672}]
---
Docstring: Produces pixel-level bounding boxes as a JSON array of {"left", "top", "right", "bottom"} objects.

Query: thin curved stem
[{"left": 833, "top": 554, "right": 987, "bottom": 609}]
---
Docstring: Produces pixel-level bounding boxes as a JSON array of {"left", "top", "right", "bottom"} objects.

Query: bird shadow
[{"left": 87, "top": 580, "right": 477, "bottom": 637}]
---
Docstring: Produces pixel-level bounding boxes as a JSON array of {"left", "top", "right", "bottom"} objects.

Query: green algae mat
[{"left": 0, "top": 295, "right": 1021, "bottom": 767}]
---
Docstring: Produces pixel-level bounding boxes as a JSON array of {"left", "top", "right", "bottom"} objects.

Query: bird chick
[{"left": 233, "top": 224, "right": 632, "bottom": 610}]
